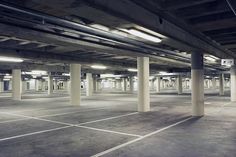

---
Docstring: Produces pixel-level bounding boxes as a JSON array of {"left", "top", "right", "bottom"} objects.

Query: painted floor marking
[{"left": 91, "top": 117, "right": 193, "bottom": 157}]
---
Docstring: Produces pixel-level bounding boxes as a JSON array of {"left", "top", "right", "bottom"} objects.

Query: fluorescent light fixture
[
  {"left": 209, "top": 55, "right": 219, "bottom": 60},
  {"left": 100, "top": 74, "right": 123, "bottom": 78},
  {"left": 4, "top": 75, "right": 12, "bottom": 79},
  {"left": 159, "top": 71, "right": 167, "bottom": 74},
  {"left": 25, "top": 70, "right": 47, "bottom": 75},
  {"left": 111, "top": 30, "right": 128, "bottom": 37},
  {"left": 90, "top": 24, "right": 110, "bottom": 31},
  {"left": 0, "top": 56, "right": 23, "bottom": 62},
  {"left": 149, "top": 76, "right": 154, "bottom": 80},
  {"left": 127, "top": 29, "right": 162, "bottom": 43},
  {"left": 134, "top": 26, "right": 167, "bottom": 39},
  {"left": 204, "top": 55, "right": 219, "bottom": 62},
  {"left": 100, "top": 74, "right": 115, "bottom": 78},
  {"left": 128, "top": 68, "right": 138, "bottom": 72},
  {"left": 31, "top": 70, "right": 47, "bottom": 75},
  {"left": 204, "top": 56, "right": 216, "bottom": 62},
  {"left": 91, "top": 65, "right": 107, "bottom": 70},
  {"left": 62, "top": 73, "right": 70, "bottom": 76}
]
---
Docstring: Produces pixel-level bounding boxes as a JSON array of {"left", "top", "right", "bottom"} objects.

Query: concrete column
[
  {"left": 35, "top": 80, "right": 42, "bottom": 91},
  {"left": 230, "top": 66, "right": 236, "bottom": 101},
  {"left": 212, "top": 77, "right": 216, "bottom": 89},
  {"left": 219, "top": 73, "right": 224, "bottom": 96},
  {"left": 35, "top": 80, "right": 38, "bottom": 91},
  {"left": 137, "top": 57, "right": 150, "bottom": 112},
  {"left": 191, "top": 52, "right": 204, "bottom": 116},
  {"left": 156, "top": 77, "right": 161, "bottom": 93},
  {"left": 9, "top": 80, "right": 12, "bottom": 90},
  {"left": 86, "top": 73, "right": 93, "bottom": 96},
  {"left": 12, "top": 69, "right": 21, "bottom": 100},
  {"left": 177, "top": 75, "right": 183, "bottom": 94},
  {"left": 53, "top": 80, "right": 57, "bottom": 90},
  {"left": 129, "top": 76, "right": 134, "bottom": 93},
  {"left": 150, "top": 79, "right": 155, "bottom": 90},
  {"left": 114, "top": 80, "right": 117, "bottom": 89},
  {"left": 97, "top": 80, "right": 101, "bottom": 91},
  {"left": 70, "top": 64, "right": 81, "bottom": 105},
  {"left": 41, "top": 81, "right": 46, "bottom": 91},
  {"left": 122, "top": 78, "right": 127, "bottom": 91},
  {"left": 93, "top": 78, "right": 97, "bottom": 92},
  {"left": 162, "top": 80, "right": 166, "bottom": 89},
  {"left": 189, "top": 79, "right": 192, "bottom": 90},
  {"left": 67, "top": 81, "right": 71, "bottom": 94},
  {"left": 0, "top": 79, "right": 4, "bottom": 92},
  {"left": 21, "top": 81, "right": 26, "bottom": 93},
  {"left": 48, "top": 75, "right": 53, "bottom": 95},
  {"left": 184, "top": 79, "right": 188, "bottom": 89},
  {"left": 206, "top": 79, "right": 210, "bottom": 89},
  {"left": 117, "top": 79, "right": 122, "bottom": 90},
  {"left": 63, "top": 80, "right": 68, "bottom": 91}
]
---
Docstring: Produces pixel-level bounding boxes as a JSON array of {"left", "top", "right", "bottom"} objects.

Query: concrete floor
[{"left": 0, "top": 88, "right": 235, "bottom": 157}]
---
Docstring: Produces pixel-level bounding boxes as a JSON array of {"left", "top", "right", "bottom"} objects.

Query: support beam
[
  {"left": 70, "top": 64, "right": 81, "bottom": 105},
  {"left": 12, "top": 69, "right": 21, "bottom": 100},
  {"left": 219, "top": 73, "right": 224, "bottom": 96},
  {"left": 86, "top": 73, "right": 93, "bottom": 96},
  {"left": 191, "top": 52, "right": 204, "bottom": 116},
  {"left": 137, "top": 57, "right": 150, "bottom": 112},
  {"left": 230, "top": 66, "right": 236, "bottom": 101}
]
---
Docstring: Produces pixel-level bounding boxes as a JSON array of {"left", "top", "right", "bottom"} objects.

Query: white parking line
[
  {"left": 0, "top": 118, "right": 29, "bottom": 124},
  {"left": 91, "top": 98, "right": 232, "bottom": 157},
  {"left": 77, "top": 125, "right": 142, "bottom": 138},
  {"left": 91, "top": 117, "right": 193, "bottom": 157},
  {"left": 38, "top": 108, "right": 107, "bottom": 118},
  {"left": 0, "top": 126, "right": 72, "bottom": 142},
  {"left": 0, "top": 111, "right": 75, "bottom": 126},
  {"left": 78, "top": 112, "right": 138, "bottom": 125},
  {"left": 0, "top": 111, "right": 140, "bottom": 142}
]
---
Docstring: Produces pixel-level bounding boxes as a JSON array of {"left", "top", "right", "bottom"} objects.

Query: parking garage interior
[{"left": 0, "top": 0, "right": 236, "bottom": 157}]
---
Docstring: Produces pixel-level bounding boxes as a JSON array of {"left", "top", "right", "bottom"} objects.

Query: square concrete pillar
[
  {"left": 12, "top": 69, "right": 22, "bottom": 100},
  {"left": 137, "top": 57, "right": 150, "bottom": 112},
  {"left": 191, "top": 52, "right": 204, "bottom": 116},
  {"left": 70, "top": 64, "right": 81, "bottom": 105}
]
